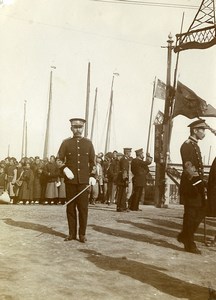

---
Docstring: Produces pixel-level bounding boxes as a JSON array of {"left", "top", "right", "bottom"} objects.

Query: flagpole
[
  {"left": 90, "top": 87, "right": 98, "bottom": 141},
  {"left": 171, "top": 12, "right": 184, "bottom": 116},
  {"left": 7, "top": 144, "right": 10, "bottom": 157},
  {"left": 146, "top": 77, "right": 156, "bottom": 156},
  {"left": 84, "top": 62, "right": 90, "bottom": 138},
  {"left": 21, "top": 100, "right": 27, "bottom": 159},
  {"left": 157, "top": 34, "right": 174, "bottom": 208},
  {"left": 104, "top": 73, "right": 118, "bottom": 154},
  {"left": 43, "top": 66, "right": 56, "bottom": 159},
  {"left": 25, "top": 121, "right": 28, "bottom": 157},
  {"left": 104, "top": 84, "right": 113, "bottom": 154}
]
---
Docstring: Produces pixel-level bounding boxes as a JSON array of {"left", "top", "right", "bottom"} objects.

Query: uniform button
[
  {"left": 77, "top": 140, "right": 79, "bottom": 143},
  {"left": 78, "top": 154, "right": 80, "bottom": 156},
  {"left": 78, "top": 161, "right": 80, "bottom": 164},
  {"left": 78, "top": 169, "right": 80, "bottom": 171},
  {"left": 78, "top": 147, "right": 80, "bottom": 149}
]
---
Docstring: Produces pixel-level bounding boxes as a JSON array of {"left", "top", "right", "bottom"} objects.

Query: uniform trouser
[
  {"left": 65, "top": 184, "right": 89, "bottom": 238},
  {"left": 126, "top": 180, "right": 133, "bottom": 200},
  {"left": 130, "top": 186, "right": 144, "bottom": 210},
  {"left": 108, "top": 182, "right": 117, "bottom": 203},
  {"left": 103, "top": 182, "right": 108, "bottom": 203},
  {"left": 116, "top": 186, "right": 127, "bottom": 210},
  {"left": 182, "top": 205, "right": 205, "bottom": 249}
]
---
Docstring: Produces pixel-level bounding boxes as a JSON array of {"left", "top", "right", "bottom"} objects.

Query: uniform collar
[
  {"left": 189, "top": 135, "right": 198, "bottom": 143},
  {"left": 72, "top": 136, "right": 83, "bottom": 140}
]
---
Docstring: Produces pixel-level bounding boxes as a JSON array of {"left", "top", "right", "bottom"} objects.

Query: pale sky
[{"left": 0, "top": 0, "right": 216, "bottom": 164}]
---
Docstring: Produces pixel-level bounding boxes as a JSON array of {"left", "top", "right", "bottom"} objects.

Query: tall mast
[
  {"left": 104, "top": 89, "right": 113, "bottom": 154},
  {"left": 104, "top": 75, "right": 114, "bottom": 154},
  {"left": 84, "top": 62, "right": 90, "bottom": 138},
  {"left": 104, "top": 73, "right": 119, "bottom": 154},
  {"left": 90, "top": 87, "right": 98, "bottom": 141},
  {"left": 43, "top": 66, "right": 55, "bottom": 159},
  {"left": 21, "top": 100, "right": 27, "bottom": 159},
  {"left": 25, "top": 121, "right": 28, "bottom": 157}
]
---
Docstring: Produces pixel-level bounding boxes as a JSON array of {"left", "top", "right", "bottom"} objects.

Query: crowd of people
[
  {"left": 1, "top": 116, "right": 216, "bottom": 251},
  {"left": 0, "top": 148, "right": 152, "bottom": 210}
]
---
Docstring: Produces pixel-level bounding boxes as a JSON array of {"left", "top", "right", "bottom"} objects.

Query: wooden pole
[
  {"left": 25, "top": 121, "right": 27, "bottom": 157},
  {"left": 84, "top": 62, "right": 90, "bottom": 138},
  {"left": 43, "top": 67, "right": 55, "bottom": 159},
  {"left": 157, "top": 34, "right": 174, "bottom": 207},
  {"left": 171, "top": 12, "right": 184, "bottom": 116},
  {"left": 90, "top": 88, "right": 98, "bottom": 141},
  {"left": 105, "top": 76, "right": 114, "bottom": 154},
  {"left": 21, "top": 100, "right": 27, "bottom": 159}
]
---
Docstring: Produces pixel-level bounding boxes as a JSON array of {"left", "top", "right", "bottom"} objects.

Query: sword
[{"left": 63, "top": 184, "right": 91, "bottom": 207}]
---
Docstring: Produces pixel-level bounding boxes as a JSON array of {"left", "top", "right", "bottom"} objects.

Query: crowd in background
[{"left": 0, "top": 149, "right": 152, "bottom": 210}]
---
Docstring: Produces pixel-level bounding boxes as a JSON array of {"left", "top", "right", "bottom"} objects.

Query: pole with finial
[
  {"left": 104, "top": 73, "right": 119, "bottom": 154},
  {"left": 155, "top": 33, "right": 174, "bottom": 208}
]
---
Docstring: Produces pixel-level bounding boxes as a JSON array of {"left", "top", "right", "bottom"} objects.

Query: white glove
[
  {"left": 89, "top": 177, "right": 96, "bottom": 186},
  {"left": 63, "top": 167, "right": 74, "bottom": 180}
]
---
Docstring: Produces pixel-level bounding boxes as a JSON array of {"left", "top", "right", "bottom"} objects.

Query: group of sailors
[{"left": 0, "top": 147, "right": 152, "bottom": 209}]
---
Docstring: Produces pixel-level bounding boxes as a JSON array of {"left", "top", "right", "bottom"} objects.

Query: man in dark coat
[
  {"left": 207, "top": 157, "right": 216, "bottom": 217},
  {"left": 116, "top": 148, "right": 132, "bottom": 212},
  {"left": 107, "top": 150, "right": 119, "bottom": 204},
  {"left": 177, "top": 119, "right": 208, "bottom": 254},
  {"left": 57, "top": 118, "right": 96, "bottom": 243},
  {"left": 129, "top": 148, "right": 152, "bottom": 211}
]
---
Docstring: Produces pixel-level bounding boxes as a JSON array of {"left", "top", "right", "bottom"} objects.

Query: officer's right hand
[
  {"left": 63, "top": 167, "right": 74, "bottom": 180},
  {"left": 89, "top": 177, "right": 96, "bottom": 186}
]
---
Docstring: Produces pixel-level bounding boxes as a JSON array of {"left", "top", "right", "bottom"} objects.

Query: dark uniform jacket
[
  {"left": 207, "top": 157, "right": 216, "bottom": 217},
  {"left": 57, "top": 137, "right": 95, "bottom": 184},
  {"left": 131, "top": 157, "right": 150, "bottom": 187},
  {"left": 43, "top": 162, "right": 60, "bottom": 183},
  {"left": 179, "top": 136, "right": 205, "bottom": 207},
  {"left": 116, "top": 156, "right": 130, "bottom": 186},
  {"left": 107, "top": 158, "right": 119, "bottom": 183}
]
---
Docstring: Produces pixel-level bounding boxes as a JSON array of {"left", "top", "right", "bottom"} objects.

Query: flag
[
  {"left": 154, "top": 79, "right": 166, "bottom": 100},
  {"left": 172, "top": 81, "right": 216, "bottom": 119}
]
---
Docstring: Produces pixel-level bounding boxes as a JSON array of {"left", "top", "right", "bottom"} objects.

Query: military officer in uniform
[
  {"left": 177, "top": 119, "right": 208, "bottom": 254},
  {"left": 116, "top": 148, "right": 132, "bottom": 212},
  {"left": 129, "top": 148, "right": 152, "bottom": 211},
  {"left": 57, "top": 118, "right": 96, "bottom": 243}
]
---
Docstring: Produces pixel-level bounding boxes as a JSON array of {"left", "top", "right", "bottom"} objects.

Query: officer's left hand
[{"left": 89, "top": 177, "right": 96, "bottom": 186}]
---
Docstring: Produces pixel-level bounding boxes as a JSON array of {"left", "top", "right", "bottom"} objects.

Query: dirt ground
[{"left": 0, "top": 203, "right": 216, "bottom": 300}]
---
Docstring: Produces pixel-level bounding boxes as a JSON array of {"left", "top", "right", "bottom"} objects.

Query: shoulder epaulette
[
  {"left": 185, "top": 139, "right": 191, "bottom": 144},
  {"left": 62, "top": 137, "right": 72, "bottom": 142},
  {"left": 82, "top": 137, "right": 91, "bottom": 142}
]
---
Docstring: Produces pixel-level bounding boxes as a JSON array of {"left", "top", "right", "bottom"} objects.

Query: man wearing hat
[
  {"left": 129, "top": 149, "right": 152, "bottom": 211},
  {"left": 116, "top": 148, "right": 132, "bottom": 212},
  {"left": 57, "top": 118, "right": 96, "bottom": 243},
  {"left": 177, "top": 119, "right": 208, "bottom": 254}
]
